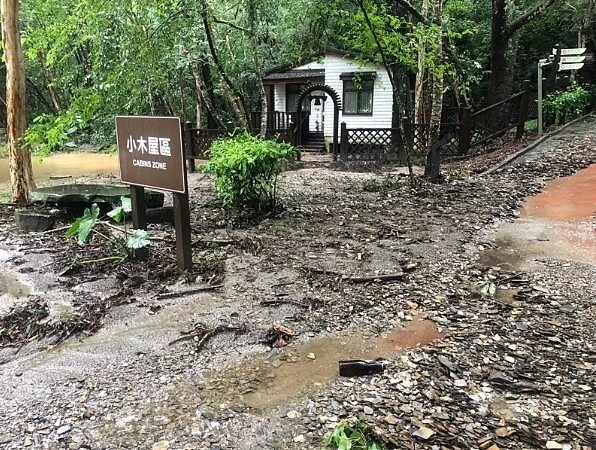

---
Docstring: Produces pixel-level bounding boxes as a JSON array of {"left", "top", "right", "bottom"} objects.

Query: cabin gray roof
[{"left": 263, "top": 69, "right": 325, "bottom": 81}]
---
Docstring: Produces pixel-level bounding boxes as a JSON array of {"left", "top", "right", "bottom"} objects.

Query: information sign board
[
  {"left": 560, "top": 56, "right": 586, "bottom": 63},
  {"left": 558, "top": 62, "right": 585, "bottom": 71},
  {"left": 115, "top": 116, "right": 186, "bottom": 193},
  {"left": 553, "top": 48, "right": 586, "bottom": 56}
]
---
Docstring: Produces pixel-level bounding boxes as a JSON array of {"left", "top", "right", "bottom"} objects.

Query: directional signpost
[
  {"left": 554, "top": 47, "right": 586, "bottom": 56},
  {"left": 537, "top": 47, "right": 587, "bottom": 135},
  {"left": 557, "top": 48, "right": 586, "bottom": 71}
]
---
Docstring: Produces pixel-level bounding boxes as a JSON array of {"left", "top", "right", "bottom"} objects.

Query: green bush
[
  {"left": 202, "top": 132, "right": 297, "bottom": 212},
  {"left": 543, "top": 82, "right": 592, "bottom": 125},
  {"left": 324, "top": 419, "right": 384, "bottom": 450}
]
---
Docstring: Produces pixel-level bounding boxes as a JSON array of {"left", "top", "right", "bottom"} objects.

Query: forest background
[{"left": 0, "top": 0, "right": 594, "bottom": 203}]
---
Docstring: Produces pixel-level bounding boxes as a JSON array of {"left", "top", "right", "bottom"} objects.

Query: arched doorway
[{"left": 295, "top": 84, "right": 342, "bottom": 160}]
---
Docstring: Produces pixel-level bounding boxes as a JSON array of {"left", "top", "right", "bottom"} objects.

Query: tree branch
[
  {"left": 507, "top": 0, "right": 560, "bottom": 36},
  {"left": 213, "top": 17, "right": 249, "bottom": 33},
  {"left": 394, "top": 0, "right": 430, "bottom": 24}
]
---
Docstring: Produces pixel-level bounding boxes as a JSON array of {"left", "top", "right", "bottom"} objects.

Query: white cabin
[{"left": 262, "top": 50, "right": 393, "bottom": 149}]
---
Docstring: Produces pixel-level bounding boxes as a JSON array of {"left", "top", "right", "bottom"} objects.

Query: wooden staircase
[{"left": 300, "top": 132, "right": 326, "bottom": 153}]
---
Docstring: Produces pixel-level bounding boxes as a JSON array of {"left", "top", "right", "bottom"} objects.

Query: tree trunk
[
  {"left": 488, "top": 0, "right": 558, "bottom": 104},
  {"left": 198, "top": 0, "right": 250, "bottom": 128},
  {"left": 189, "top": 57, "right": 224, "bottom": 128},
  {"left": 414, "top": 0, "right": 430, "bottom": 126},
  {"left": 487, "top": 0, "right": 509, "bottom": 104},
  {"left": 246, "top": 0, "right": 268, "bottom": 138},
  {"left": 578, "top": 0, "right": 594, "bottom": 48},
  {"left": 2, "top": 0, "right": 35, "bottom": 204},
  {"left": 428, "top": 0, "right": 444, "bottom": 146}
]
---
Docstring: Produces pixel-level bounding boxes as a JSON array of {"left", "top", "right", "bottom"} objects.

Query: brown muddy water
[
  {"left": 202, "top": 316, "right": 443, "bottom": 411},
  {"left": 0, "top": 153, "right": 119, "bottom": 185},
  {"left": 520, "top": 164, "right": 596, "bottom": 222},
  {"left": 480, "top": 164, "right": 596, "bottom": 269}
]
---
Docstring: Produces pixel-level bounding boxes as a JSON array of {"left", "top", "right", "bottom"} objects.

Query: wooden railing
[{"left": 187, "top": 81, "right": 533, "bottom": 172}]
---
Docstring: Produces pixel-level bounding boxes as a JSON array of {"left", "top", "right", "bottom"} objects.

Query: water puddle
[
  {"left": 480, "top": 164, "right": 596, "bottom": 268},
  {"left": 0, "top": 153, "right": 119, "bottom": 185},
  {"left": 0, "top": 272, "right": 30, "bottom": 298},
  {"left": 0, "top": 272, "right": 31, "bottom": 314},
  {"left": 201, "top": 316, "right": 442, "bottom": 411},
  {"left": 520, "top": 164, "right": 596, "bottom": 222}
]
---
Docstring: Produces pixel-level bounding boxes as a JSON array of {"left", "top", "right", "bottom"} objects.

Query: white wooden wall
[{"left": 271, "top": 54, "right": 393, "bottom": 140}]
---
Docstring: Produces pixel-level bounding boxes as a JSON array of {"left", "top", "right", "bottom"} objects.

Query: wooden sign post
[{"left": 115, "top": 116, "right": 192, "bottom": 269}]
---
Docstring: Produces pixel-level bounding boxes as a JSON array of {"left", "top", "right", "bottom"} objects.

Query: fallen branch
[
  {"left": 260, "top": 299, "right": 309, "bottom": 308},
  {"left": 157, "top": 285, "right": 224, "bottom": 300},
  {"left": 344, "top": 272, "right": 404, "bottom": 283},
  {"left": 168, "top": 323, "right": 246, "bottom": 349}
]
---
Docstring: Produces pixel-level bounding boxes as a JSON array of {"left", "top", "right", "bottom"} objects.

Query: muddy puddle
[
  {"left": 480, "top": 164, "right": 596, "bottom": 268},
  {"left": 0, "top": 152, "right": 119, "bottom": 185},
  {"left": 201, "top": 316, "right": 442, "bottom": 411},
  {"left": 0, "top": 272, "right": 31, "bottom": 313}
]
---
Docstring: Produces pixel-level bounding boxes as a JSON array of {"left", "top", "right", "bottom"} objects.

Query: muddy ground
[{"left": 0, "top": 116, "right": 594, "bottom": 450}]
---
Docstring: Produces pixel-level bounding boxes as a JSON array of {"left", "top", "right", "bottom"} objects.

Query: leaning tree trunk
[{"left": 2, "top": 0, "right": 36, "bottom": 204}]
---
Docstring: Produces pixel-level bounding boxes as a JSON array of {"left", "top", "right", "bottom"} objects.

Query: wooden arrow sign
[
  {"left": 553, "top": 47, "right": 586, "bottom": 56},
  {"left": 558, "top": 62, "right": 585, "bottom": 71},
  {"left": 560, "top": 55, "right": 586, "bottom": 63}
]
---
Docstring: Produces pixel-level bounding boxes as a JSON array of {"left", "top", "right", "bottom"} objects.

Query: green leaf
[
  {"left": 67, "top": 203, "right": 99, "bottom": 245},
  {"left": 126, "top": 229, "right": 150, "bottom": 249},
  {"left": 107, "top": 197, "right": 132, "bottom": 223}
]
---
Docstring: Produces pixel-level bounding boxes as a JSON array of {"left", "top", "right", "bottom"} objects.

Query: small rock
[
  {"left": 286, "top": 410, "right": 300, "bottom": 419},
  {"left": 57, "top": 425, "right": 71, "bottom": 435},
  {"left": 293, "top": 435, "right": 305, "bottom": 443},
  {"left": 152, "top": 441, "right": 170, "bottom": 450},
  {"left": 306, "top": 353, "right": 316, "bottom": 360},
  {"left": 384, "top": 414, "right": 398, "bottom": 425},
  {"left": 413, "top": 426, "right": 435, "bottom": 440},
  {"left": 546, "top": 442, "right": 563, "bottom": 449},
  {"left": 363, "top": 406, "right": 374, "bottom": 415},
  {"left": 495, "top": 427, "right": 514, "bottom": 437},
  {"left": 0, "top": 435, "right": 12, "bottom": 444}
]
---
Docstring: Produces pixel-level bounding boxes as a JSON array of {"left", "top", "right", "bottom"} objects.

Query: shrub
[
  {"left": 324, "top": 419, "right": 384, "bottom": 450},
  {"left": 202, "top": 132, "right": 297, "bottom": 213},
  {"left": 543, "top": 82, "right": 592, "bottom": 125}
]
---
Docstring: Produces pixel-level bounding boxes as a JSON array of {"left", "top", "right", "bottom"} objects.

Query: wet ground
[
  {"left": 480, "top": 158, "right": 596, "bottom": 269},
  {"left": 0, "top": 116, "right": 594, "bottom": 449}
]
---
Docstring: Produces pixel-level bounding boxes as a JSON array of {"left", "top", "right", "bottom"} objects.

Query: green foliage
[
  {"left": 362, "top": 175, "right": 405, "bottom": 193},
  {"left": 66, "top": 203, "right": 100, "bottom": 245},
  {"left": 203, "top": 132, "right": 297, "bottom": 212},
  {"left": 25, "top": 113, "right": 81, "bottom": 156},
  {"left": 66, "top": 197, "right": 149, "bottom": 263},
  {"left": 324, "top": 419, "right": 384, "bottom": 450},
  {"left": 543, "top": 83, "right": 593, "bottom": 124}
]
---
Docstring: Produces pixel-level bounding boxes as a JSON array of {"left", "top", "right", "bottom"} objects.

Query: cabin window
[
  {"left": 286, "top": 83, "right": 310, "bottom": 112},
  {"left": 341, "top": 72, "right": 375, "bottom": 116}
]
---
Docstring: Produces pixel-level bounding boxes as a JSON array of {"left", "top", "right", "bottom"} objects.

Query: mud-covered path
[{"left": 0, "top": 115, "right": 594, "bottom": 449}]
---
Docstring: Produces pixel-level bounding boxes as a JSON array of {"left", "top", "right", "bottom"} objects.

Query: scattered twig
[
  {"left": 260, "top": 299, "right": 309, "bottom": 308},
  {"left": 168, "top": 323, "right": 246, "bottom": 349},
  {"left": 156, "top": 284, "right": 224, "bottom": 300},
  {"left": 345, "top": 272, "right": 405, "bottom": 283}
]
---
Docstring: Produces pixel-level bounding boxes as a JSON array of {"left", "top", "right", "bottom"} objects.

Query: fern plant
[{"left": 324, "top": 419, "right": 385, "bottom": 450}]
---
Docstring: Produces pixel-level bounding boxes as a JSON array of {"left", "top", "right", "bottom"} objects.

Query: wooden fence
[{"left": 187, "top": 81, "right": 534, "bottom": 168}]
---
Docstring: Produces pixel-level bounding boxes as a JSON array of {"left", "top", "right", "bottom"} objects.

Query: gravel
[{"left": 0, "top": 115, "right": 594, "bottom": 449}]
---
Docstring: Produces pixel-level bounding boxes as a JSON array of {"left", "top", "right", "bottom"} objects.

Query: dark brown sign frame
[{"left": 115, "top": 115, "right": 186, "bottom": 193}]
